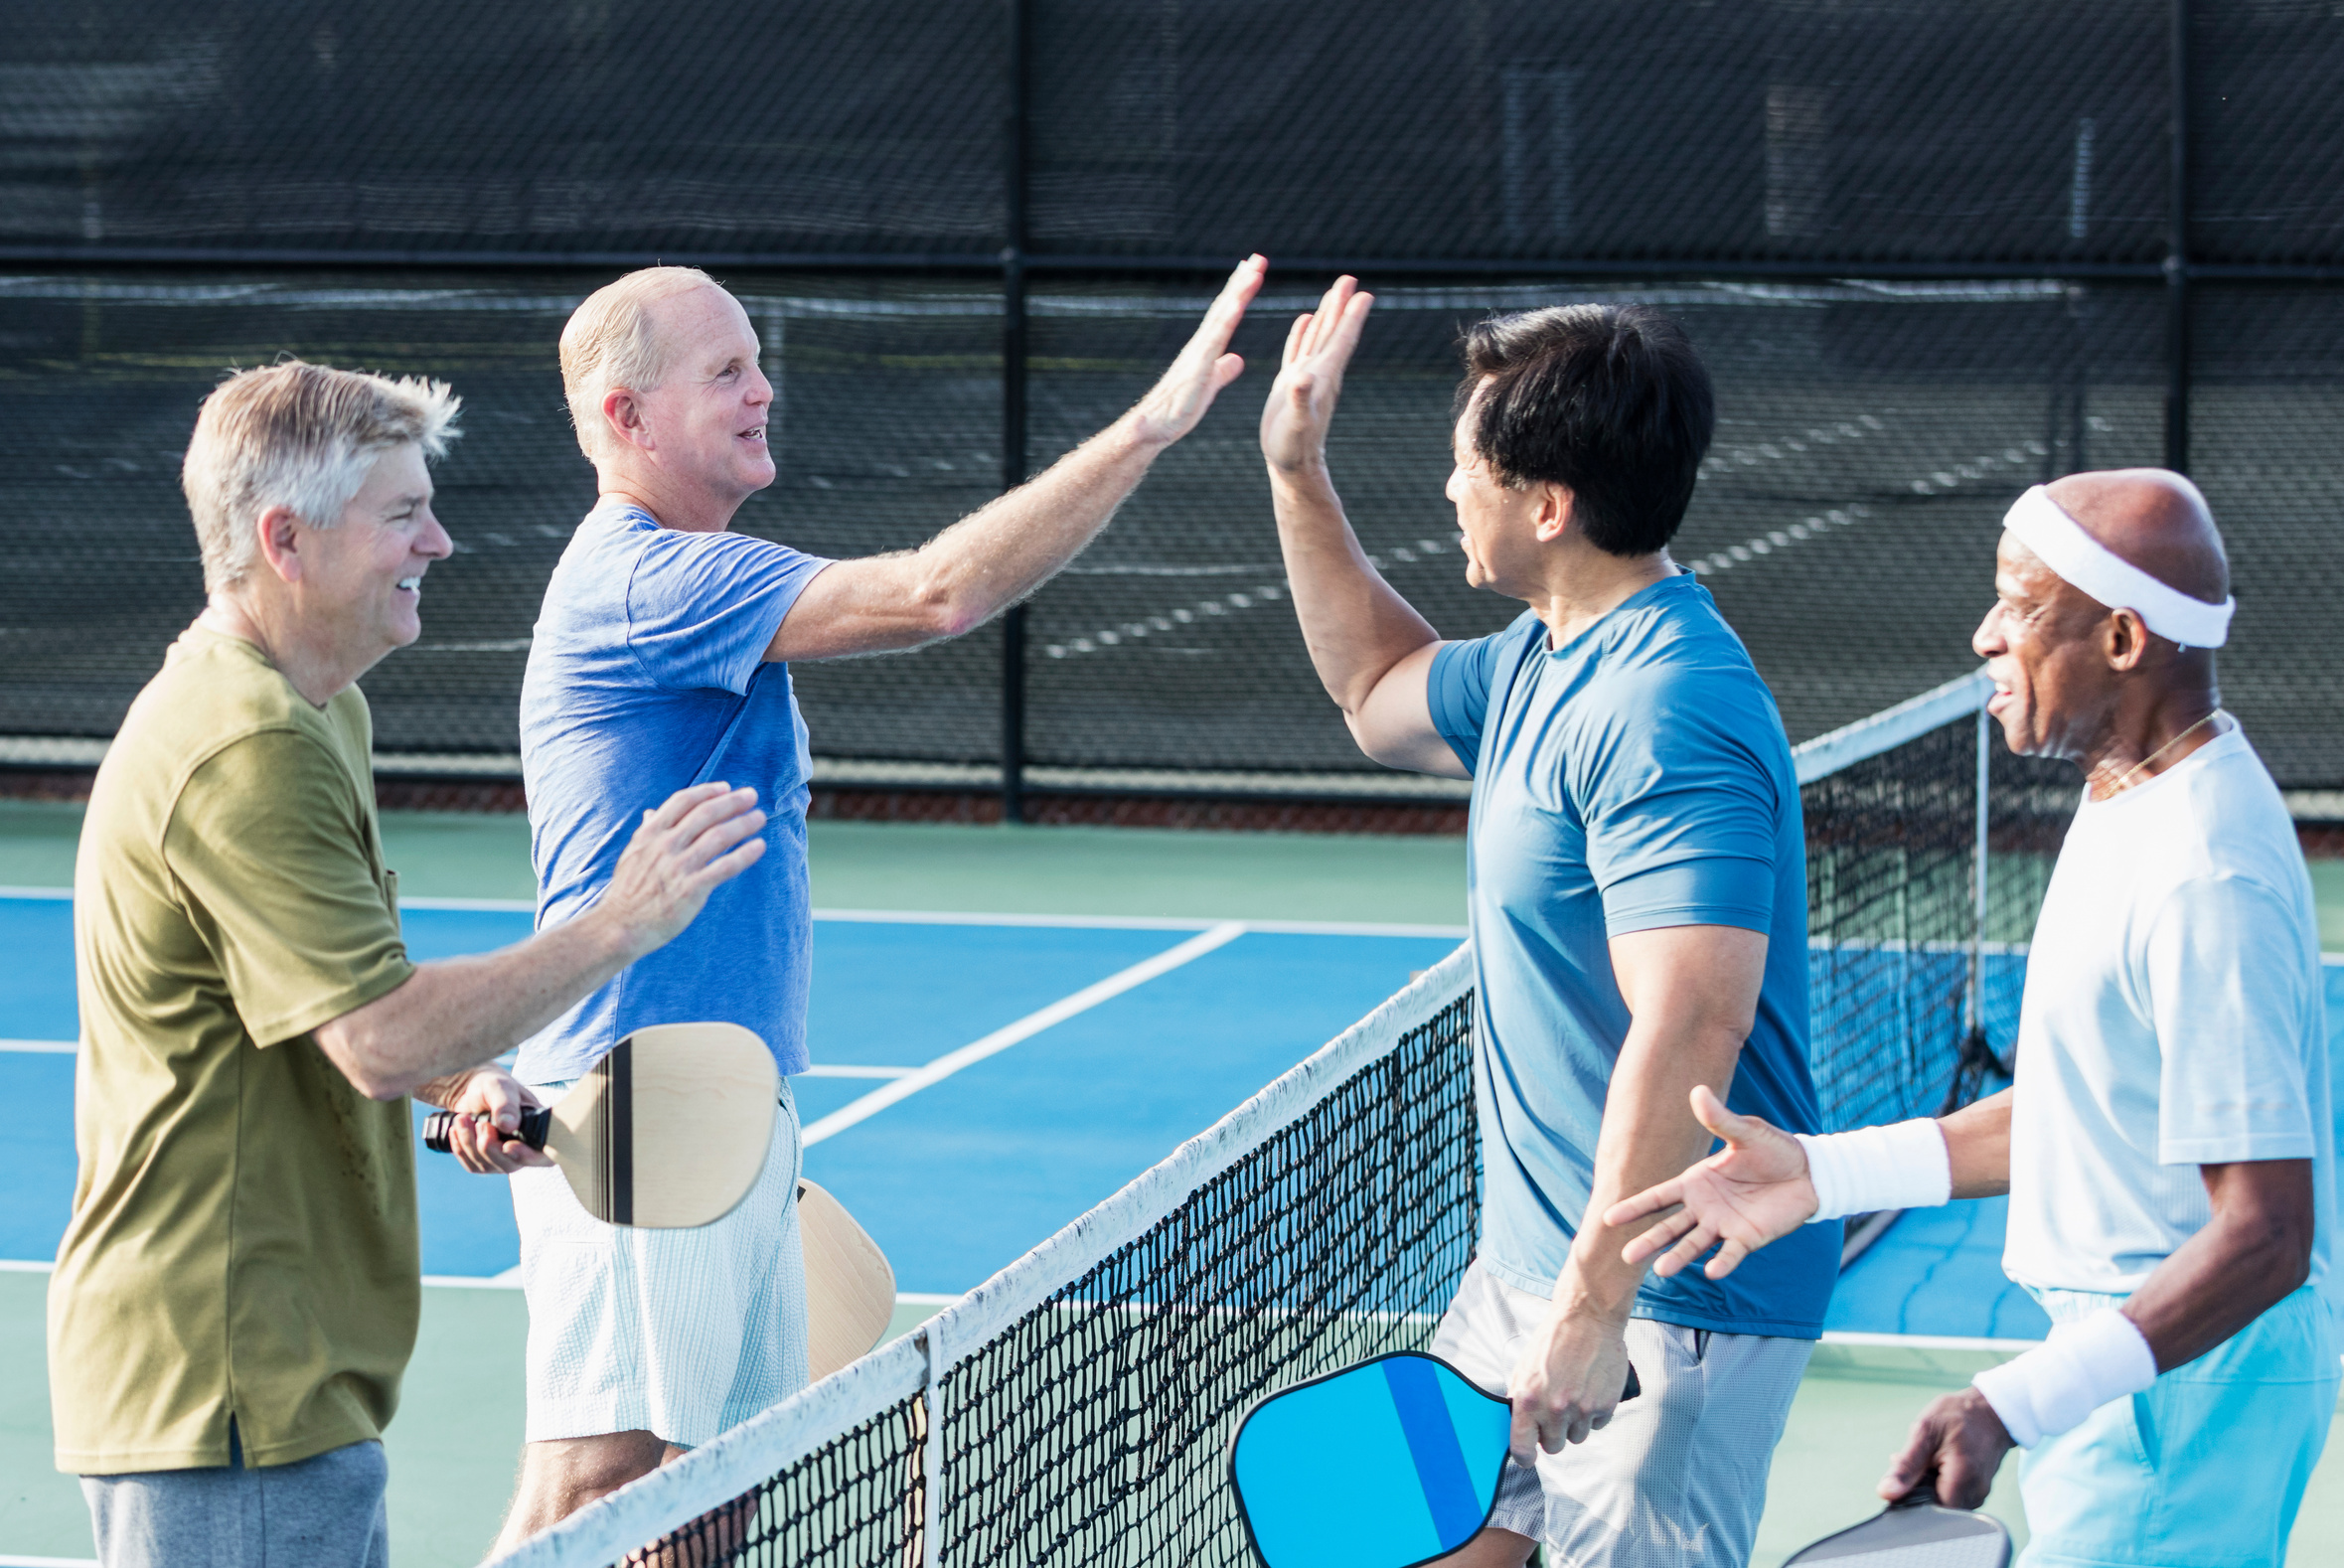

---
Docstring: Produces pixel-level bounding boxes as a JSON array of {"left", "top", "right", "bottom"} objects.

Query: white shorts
[
  {"left": 511, "top": 1079, "right": 808, "bottom": 1449},
  {"left": 1429, "top": 1259, "right": 1811, "bottom": 1568}
]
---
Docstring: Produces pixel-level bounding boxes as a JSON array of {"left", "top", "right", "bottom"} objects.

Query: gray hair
[{"left": 182, "top": 361, "right": 462, "bottom": 593}]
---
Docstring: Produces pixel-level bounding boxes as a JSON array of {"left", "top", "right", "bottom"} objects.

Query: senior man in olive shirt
[{"left": 51, "top": 361, "right": 765, "bottom": 1568}]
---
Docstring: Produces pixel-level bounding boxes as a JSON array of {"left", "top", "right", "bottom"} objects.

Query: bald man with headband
[{"left": 1607, "top": 470, "right": 2334, "bottom": 1567}]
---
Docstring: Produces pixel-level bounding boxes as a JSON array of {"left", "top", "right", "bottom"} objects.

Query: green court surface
[{"left": 3, "top": 801, "right": 2341, "bottom": 1566}]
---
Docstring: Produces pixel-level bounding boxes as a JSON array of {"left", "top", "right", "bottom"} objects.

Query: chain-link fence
[{"left": 4, "top": 2, "right": 2337, "bottom": 801}]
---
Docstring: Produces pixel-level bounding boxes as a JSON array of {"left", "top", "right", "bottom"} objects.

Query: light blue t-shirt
[
  {"left": 1428, "top": 575, "right": 1838, "bottom": 1338},
  {"left": 516, "top": 501, "right": 833, "bottom": 1083}
]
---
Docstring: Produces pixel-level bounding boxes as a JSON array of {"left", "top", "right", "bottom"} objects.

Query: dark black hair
[{"left": 1457, "top": 304, "right": 1715, "bottom": 557}]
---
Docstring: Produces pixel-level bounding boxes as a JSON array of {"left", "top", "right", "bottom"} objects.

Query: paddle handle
[{"left": 422, "top": 1105, "right": 552, "bottom": 1155}]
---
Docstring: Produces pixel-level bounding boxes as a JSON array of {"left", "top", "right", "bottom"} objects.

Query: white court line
[
  {"left": 797, "top": 1063, "right": 914, "bottom": 1079},
  {"left": 0, "top": 1259, "right": 53, "bottom": 1273},
  {"left": 0, "top": 1039, "right": 74, "bottom": 1054},
  {"left": 0, "top": 885, "right": 72, "bottom": 900},
  {"left": 810, "top": 908, "right": 1467, "bottom": 938},
  {"left": 802, "top": 921, "right": 1249, "bottom": 1148},
  {"left": 1819, "top": 1331, "right": 2039, "bottom": 1351},
  {"left": 0, "top": 1554, "right": 99, "bottom": 1567}
]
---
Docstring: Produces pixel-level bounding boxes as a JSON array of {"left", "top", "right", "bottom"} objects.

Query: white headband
[{"left": 2001, "top": 486, "right": 2234, "bottom": 649}]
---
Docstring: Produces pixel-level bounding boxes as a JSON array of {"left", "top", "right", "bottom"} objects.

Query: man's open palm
[
  {"left": 1260, "top": 274, "right": 1373, "bottom": 475},
  {"left": 1602, "top": 1085, "right": 1819, "bottom": 1281},
  {"left": 1128, "top": 254, "right": 1266, "bottom": 446}
]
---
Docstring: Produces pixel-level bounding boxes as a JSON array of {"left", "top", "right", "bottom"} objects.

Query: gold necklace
[{"left": 2107, "top": 708, "right": 2227, "bottom": 796}]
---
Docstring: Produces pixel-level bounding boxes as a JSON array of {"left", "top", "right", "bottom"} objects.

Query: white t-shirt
[{"left": 2003, "top": 726, "right": 2331, "bottom": 1297}]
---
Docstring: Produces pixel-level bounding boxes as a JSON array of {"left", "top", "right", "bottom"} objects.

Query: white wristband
[
  {"left": 1971, "top": 1308, "right": 2158, "bottom": 1448},
  {"left": 1792, "top": 1119, "right": 1952, "bottom": 1222}
]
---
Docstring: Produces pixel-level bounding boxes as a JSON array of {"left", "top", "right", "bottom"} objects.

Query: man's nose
[
  {"left": 749, "top": 366, "right": 775, "bottom": 407},
  {"left": 1971, "top": 605, "right": 2002, "bottom": 658},
  {"left": 418, "top": 511, "right": 455, "bottom": 560}
]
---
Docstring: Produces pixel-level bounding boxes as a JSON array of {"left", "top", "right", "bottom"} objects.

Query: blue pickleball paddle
[{"left": 1227, "top": 1352, "right": 1639, "bottom": 1568}]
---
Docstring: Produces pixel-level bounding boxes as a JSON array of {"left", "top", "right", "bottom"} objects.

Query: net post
[
  {"left": 1967, "top": 702, "right": 1990, "bottom": 1040},
  {"left": 920, "top": 1324, "right": 946, "bottom": 1568}
]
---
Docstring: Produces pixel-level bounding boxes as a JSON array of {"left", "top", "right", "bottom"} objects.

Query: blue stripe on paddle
[{"left": 1381, "top": 1356, "right": 1483, "bottom": 1549}]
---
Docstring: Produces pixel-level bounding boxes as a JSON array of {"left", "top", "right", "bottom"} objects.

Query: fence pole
[
  {"left": 2164, "top": 0, "right": 2191, "bottom": 475},
  {"left": 999, "top": 0, "right": 1032, "bottom": 824}
]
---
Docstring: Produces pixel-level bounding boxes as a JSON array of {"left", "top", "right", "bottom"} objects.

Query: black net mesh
[
  {"left": 620, "top": 988, "right": 1477, "bottom": 1568},
  {"left": 1802, "top": 713, "right": 2070, "bottom": 1134},
  {"left": 1028, "top": 0, "right": 2171, "bottom": 266},
  {"left": 2, "top": 1, "right": 1006, "bottom": 257}
]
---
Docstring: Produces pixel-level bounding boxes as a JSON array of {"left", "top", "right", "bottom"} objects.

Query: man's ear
[
  {"left": 252, "top": 504, "right": 305, "bottom": 586},
  {"left": 1531, "top": 481, "right": 1576, "bottom": 545},
  {"left": 2104, "top": 607, "right": 2151, "bottom": 673},
  {"left": 602, "top": 388, "right": 654, "bottom": 452}
]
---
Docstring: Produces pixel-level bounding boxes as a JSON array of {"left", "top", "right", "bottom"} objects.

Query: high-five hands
[
  {"left": 1126, "top": 255, "right": 1268, "bottom": 447},
  {"left": 1601, "top": 1085, "right": 1819, "bottom": 1281},
  {"left": 1260, "top": 274, "right": 1375, "bottom": 476}
]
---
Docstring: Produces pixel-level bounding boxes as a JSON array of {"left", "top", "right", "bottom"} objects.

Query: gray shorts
[
  {"left": 80, "top": 1431, "right": 388, "bottom": 1568},
  {"left": 1429, "top": 1260, "right": 1810, "bottom": 1568}
]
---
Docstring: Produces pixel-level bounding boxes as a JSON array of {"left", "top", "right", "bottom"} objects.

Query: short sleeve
[
  {"left": 1427, "top": 630, "right": 1514, "bottom": 775},
  {"left": 164, "top": 730, "right": 414, "bottom": 1046},
  {"left": 626, "top": 528, "right": 833, "bottom": 694},
  {"left": 1581, "top": 678, "right": 1782, "bottom": 938},
  {"left": 2147, "top": 873, "right": 2319, "bottom": 1166}
]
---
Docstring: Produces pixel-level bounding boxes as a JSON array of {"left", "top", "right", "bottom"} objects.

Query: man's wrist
[{"left": 1555, "top": 1250, "right": 1638, "bottom": 1329}]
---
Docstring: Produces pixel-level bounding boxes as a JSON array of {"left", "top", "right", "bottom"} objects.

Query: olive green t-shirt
[{"left": 51, "top": 624, "right": 420, "bottom": 1475}]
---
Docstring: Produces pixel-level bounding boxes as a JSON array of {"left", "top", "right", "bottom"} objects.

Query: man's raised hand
[
  {"left": 1260, "top": 274, "right": 1374, "bottom": 476},
  {"left": 1126, "top": 254, "right": 1267, "bottom": 447},
  {"left": 1601, "top": 1084, "right": 1818, "bottom": 1281},
  {"left": 597, "top": 781, "right": 768, "bottom": 959}
]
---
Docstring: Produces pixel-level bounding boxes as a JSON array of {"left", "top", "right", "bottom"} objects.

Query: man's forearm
[
  {"left": 316, "top": 911, "right": 639, "bottom": 1100},
  {"left": 1940, "top": 1088, "right": 2012, "bottom": 1199},
  {"left": 912, "top": 416, "right": 1162, "bottom": 634},
  {"left": 1560, "top": 1018, "right": 1748, "bottom": 1320},
  {"left": 2121, "top": 1159, "right": 2313, "bottom": 1371},
  {"left": 1268, "top": 463, "right": 1440, "bottom": 713}
]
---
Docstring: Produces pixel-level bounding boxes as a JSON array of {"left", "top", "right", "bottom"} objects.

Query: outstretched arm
[
  {"left": 1604, "top": 1087, "right": 2012, "bottom": 1282},
  {"left": 1259, "top": 276, "right": 1460, "bottom": 777},
  {"left": 767, "top": 256, "right": 1267, "bottom": 662}
]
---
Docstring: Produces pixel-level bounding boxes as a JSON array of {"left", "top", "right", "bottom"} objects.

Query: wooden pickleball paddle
[
  {"left": 798, "top": 1176, "right": 896, "bottom": 1380},
  {"left": 422, "top": 1021, "right": 777, "bottom": 1227}
]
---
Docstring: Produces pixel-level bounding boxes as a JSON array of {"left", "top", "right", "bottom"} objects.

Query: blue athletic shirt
[
  {"left": 515, "top": 501, "right": 833, "bottom": 1083},
  {"left": 1428, "top": 573, "right": 1837, "bottom": 1337}
]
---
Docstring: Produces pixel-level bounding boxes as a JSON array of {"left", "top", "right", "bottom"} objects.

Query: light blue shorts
[{"left": 2018, "top": 1283, "right": 2339, "bottom": 1568}]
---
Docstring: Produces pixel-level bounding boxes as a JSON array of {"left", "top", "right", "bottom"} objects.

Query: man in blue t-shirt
[
  {"left": 1257, "top": 280, "right": 1835, "bottom": 1566},
  {"left": 493, "top": 257, "right": 1266, "bottom": 1550}
]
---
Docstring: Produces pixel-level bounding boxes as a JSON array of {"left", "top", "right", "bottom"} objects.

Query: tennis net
[{"left": 491, "top": 668, "right": 2063, "bottom": 1568}]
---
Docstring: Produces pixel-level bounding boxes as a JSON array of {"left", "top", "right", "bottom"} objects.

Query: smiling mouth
[
  {"left": 738, "top": 425, "right": 767, "bottom": 443},
  {"left": 396, "top": 576, "right": 422, "bottom": 595}
]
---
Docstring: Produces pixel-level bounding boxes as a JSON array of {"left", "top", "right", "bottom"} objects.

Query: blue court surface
[
  {"left": 0, "top": 892, "right": 1460, "bottom": 1297},
  {"left": 8, "top": 890, "right": 2339, "bottom": 1337}
]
